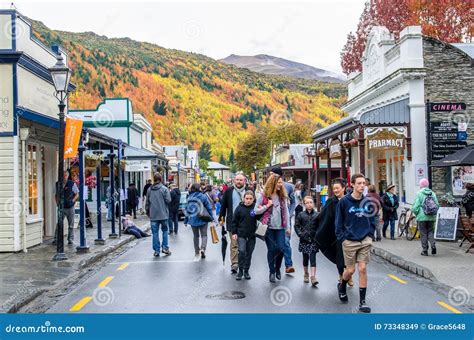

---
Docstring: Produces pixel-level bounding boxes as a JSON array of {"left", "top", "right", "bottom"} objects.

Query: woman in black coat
[{"left": 381, "top": 184, "right": 399, "bottom": 240}]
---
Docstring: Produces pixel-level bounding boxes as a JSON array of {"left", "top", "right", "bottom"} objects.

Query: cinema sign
[{"left": 366, "top": 127, "right": 406, "bottom": 151}]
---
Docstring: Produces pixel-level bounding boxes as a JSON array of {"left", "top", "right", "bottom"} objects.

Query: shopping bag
[
  {"left": 255, "top": 221, "right": 268, "bottom": 241},
  {"left": 210, "top": 224, "right": 219, "bottom": 244}
]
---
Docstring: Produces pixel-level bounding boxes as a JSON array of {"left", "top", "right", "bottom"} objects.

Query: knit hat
[{"left": 419, "top": 178, "right": 429, "bottom": 188}]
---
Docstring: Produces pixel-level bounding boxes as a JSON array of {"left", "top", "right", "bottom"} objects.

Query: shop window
[{"left": 27, "top": 144, "right": 41, "bottom": 219}]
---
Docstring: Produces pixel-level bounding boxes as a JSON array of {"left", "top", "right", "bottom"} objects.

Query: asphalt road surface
[{"left": 47, "top": 221, "right": 471, "bottom": 314}]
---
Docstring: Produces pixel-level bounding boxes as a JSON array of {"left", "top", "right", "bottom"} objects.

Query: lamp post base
[
  {"left": 109, "top": 233, "right": 118, "bottom": 239},
  {"left": 94, "top": 239, "right": 106, "bottom": 245},
  {"left": 52, "top": 252, "right": 68, "bottom": 261},
  {"left": 76, "top": 246, "right": 90, "bottom": 254}
]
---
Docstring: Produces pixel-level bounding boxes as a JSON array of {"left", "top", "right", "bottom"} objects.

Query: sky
[{"left": 5, "top": 0, "right": 366, "bottom": 74}]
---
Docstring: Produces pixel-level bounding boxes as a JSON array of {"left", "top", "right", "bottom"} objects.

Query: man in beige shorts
[{"left": 335, "top": 173, "right": 375, "bottom": 313}]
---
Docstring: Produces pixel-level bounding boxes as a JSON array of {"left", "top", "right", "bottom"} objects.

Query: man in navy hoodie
[{"left": 335, "top": 173, "right": 374, "bottom": 313}]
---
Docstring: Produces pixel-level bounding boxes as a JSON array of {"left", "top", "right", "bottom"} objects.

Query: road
[{"left": 47, "top": 221, "right": 470, "bottom": 314}]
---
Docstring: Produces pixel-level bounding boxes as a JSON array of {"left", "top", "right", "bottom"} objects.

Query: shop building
[{"left": 313, "top": 26, "right": 473, "bottom": 204}]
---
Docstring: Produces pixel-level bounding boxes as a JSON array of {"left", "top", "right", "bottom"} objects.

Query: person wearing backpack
[{"left": 412, "top": 178, "right": 439, "bottom": 256}]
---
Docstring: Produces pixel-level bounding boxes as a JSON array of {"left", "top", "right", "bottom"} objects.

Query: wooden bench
[{"left": 459, "top": 215, "right": 474, "bottom": 253}]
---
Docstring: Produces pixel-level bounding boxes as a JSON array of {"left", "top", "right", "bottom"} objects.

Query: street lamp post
[{"left": 50, "top": 53, "right": 71, "bottom": 261}]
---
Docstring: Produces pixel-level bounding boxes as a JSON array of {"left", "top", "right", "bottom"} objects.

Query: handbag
[
  {"left": 210, "top": 224, "right": 219, "bottom": 244},
  {"left": 255, "top": 221, "right": 268, "bottom": 240},
  {"left": 199, "top": 205, "right": 213, "bottom": 222}
]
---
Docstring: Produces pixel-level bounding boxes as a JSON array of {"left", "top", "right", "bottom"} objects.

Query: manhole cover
[{"left": 206, "top": 291, "right": 246, "bottom": 300}]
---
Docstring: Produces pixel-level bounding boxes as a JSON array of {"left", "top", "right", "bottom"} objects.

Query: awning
[
  {"left": 124, "top": 145, "right": 158, "bottom": 160},
  {"left": 359, "top": 99, "right": 410, "bottom": 125},
  {"left": 312, "top": 116, "right": 358, "bottom": 143}
]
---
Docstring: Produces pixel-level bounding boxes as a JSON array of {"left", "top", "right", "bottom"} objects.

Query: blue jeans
[
  {"left": 151, "top": 220, "right": 169, "bottom": 252},
  {"left": 107, "top": 203, "right": 113, "bottom": 221},
  {"left": 168, "top": 211, "right": 179, "bottom": 234},
  {"left": 265, "top": 229, "right": 285, "bottom": 274},
  {"left": 383, "top": 219, "right": 396, "bottom": 238},
  {"left": 283, "top": 235, "right": 293, "bottom": 267}
]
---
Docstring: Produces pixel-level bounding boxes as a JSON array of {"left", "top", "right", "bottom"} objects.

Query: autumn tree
[
  {"left": 235, "top": 129, "right": 271, "bottom": 174},
  {"left": 340, "top": 0, "right": 473, "bottom": 74}
]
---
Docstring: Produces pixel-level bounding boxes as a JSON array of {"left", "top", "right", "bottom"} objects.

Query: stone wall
[{"left": 423, "top": 37, "right": 473, "bottom": 204}]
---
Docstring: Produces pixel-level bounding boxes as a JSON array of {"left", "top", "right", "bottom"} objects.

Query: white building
[
  {"left": 313, "top": 26, "right": 473, "bottom": 204},
  {"left": 0, "top": 10, "right": 75, "bottom": 251}
]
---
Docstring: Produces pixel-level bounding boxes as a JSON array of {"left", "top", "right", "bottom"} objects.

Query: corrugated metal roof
[{"left": 359, "top": 99, "right": 410, "bottom": 125}]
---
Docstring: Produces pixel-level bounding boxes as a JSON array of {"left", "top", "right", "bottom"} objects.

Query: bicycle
[{"left": 398, "top": 207, "right": 418, "bottom": 240}]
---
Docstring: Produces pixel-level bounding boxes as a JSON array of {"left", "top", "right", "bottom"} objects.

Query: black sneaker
[
  {"left": 275, "top": 270, "right": 281, "bottom": 280},
  {"left": 153, "top": 251, "right": 160, "bottom": 257},
  {"left": 244, "top": 270, "right": 251, "bottom": 280},
  {"left": 431, "top": 247, "right": 437, "bottom": 255},
  {"left": 236, "top": 269, "right": 243, "bottom": 281},
  {"left": 269, "top": 273, "right": 276, "bottom": 283},
  {"left": 200, "top": 250, "right": 206, "bottom": 259},
  {"left": 359, "top": 302, "right": 371, "bottom": 313},
  {"left": 337, "top": 283, "right": 348, "bottom": 303},
  {"left": 231, "top": 268, "right": 238, "bottom": 274},
  {"left": 421, "top": 250, "right": 428, "bottom": 256},
  {"left": 162, "top": 248, "right": 171, "bottom": 256}
]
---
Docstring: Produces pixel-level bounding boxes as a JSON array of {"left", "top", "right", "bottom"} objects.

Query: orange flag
[{"left": 64, "top": 117, "right": 83, "bottom": 159}]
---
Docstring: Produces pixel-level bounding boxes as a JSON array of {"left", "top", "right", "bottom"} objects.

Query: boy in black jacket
[{"left": 231, "top": 190, "right": 258, "bottom": 280}]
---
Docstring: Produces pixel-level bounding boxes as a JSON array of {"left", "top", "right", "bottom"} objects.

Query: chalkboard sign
[{"left": 434, "top": 207, "right": 459, "bottom": 240}]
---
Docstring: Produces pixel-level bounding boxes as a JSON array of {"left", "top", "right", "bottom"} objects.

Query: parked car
[{"left": 178, "top": 191, "right": 188, "bottom": 220}]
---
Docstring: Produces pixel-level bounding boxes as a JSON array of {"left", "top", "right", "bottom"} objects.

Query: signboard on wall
[
  {"left": 125, "top": 160, "right": 151, "bottom": 172},
  {"left": 0, "top": 65, "right": 14, "bottom": 134},
  {"left": 451, "top": 166, "right": 474, "bottom": 196},
  {"left": 430, "top": 122, "right": 467, "bottom": 160},
  {"left": 329, "top": 139, "right": 341, "bottom": 159},
  {"left": 415, "top": 163, "right": 427, "bottom": 184}
]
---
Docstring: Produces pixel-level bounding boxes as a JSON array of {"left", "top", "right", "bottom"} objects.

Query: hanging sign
[
  {"left": 329, "top": 139, "right": 342, "bottom": 159},
  {"left": 366, "top": 127, "right": 405, "bottom": 151},
  {"left": 64, "top": 117, "right": 83, "bottom": 159}
]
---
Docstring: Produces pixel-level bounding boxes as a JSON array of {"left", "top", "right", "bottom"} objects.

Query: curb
[
  {"left": 371, "top": 246, "right": 435, "bottom": 280},
  {"left": 5, "top": 223, "right": 150, "bottom": 313}
]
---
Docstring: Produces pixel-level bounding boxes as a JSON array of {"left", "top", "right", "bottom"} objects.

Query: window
[{"left": 27, "top": 144, "right": 41, "bottom": 219}]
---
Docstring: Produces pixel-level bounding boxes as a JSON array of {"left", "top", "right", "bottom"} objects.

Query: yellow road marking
[
  {"left": 387, "top": 274, "right": 407, "bottom": 284},
  {"left": 437, "top": 301, "right": 462, "bottom": 314},
  {"left": 98, "top": 276, "right": 114, "bottom": 287},
  {"left": 117, "top": 263, "right": 129, "bottom": 271},
  {"left": 69, "top": 296, "right": 92, "bottom": 312}
]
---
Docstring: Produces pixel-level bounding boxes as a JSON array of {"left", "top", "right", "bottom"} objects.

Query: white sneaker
[{"left": 193, "top": 254, "right": 200, "bottom": 261}]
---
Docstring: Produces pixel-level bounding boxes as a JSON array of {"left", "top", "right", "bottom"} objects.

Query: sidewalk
[
  {"left": 372, "top": 236, "right": 473, "bottom": 296},
  {"left": 0, "top": 214, "right": 150, "bottom": 313}
]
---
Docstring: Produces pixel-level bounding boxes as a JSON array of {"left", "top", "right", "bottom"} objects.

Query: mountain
[
  {"left": 30, "top": 19, "right": 346, "bottom": 161},
  {"left": 220, "top": 54, "right": 345, "bottom": 83}
]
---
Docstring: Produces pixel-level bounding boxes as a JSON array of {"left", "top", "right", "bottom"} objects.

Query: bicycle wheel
[
  {"left": 398, "top": 213, "right": 407, "bottom": 237},
  {"left": 406, "top": 216, "right": 417, "bottom": 241}
]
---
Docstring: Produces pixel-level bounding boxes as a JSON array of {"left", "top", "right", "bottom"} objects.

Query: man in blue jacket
[{"left": 335, "top": 173, "right": 374, "bottom": 313}]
